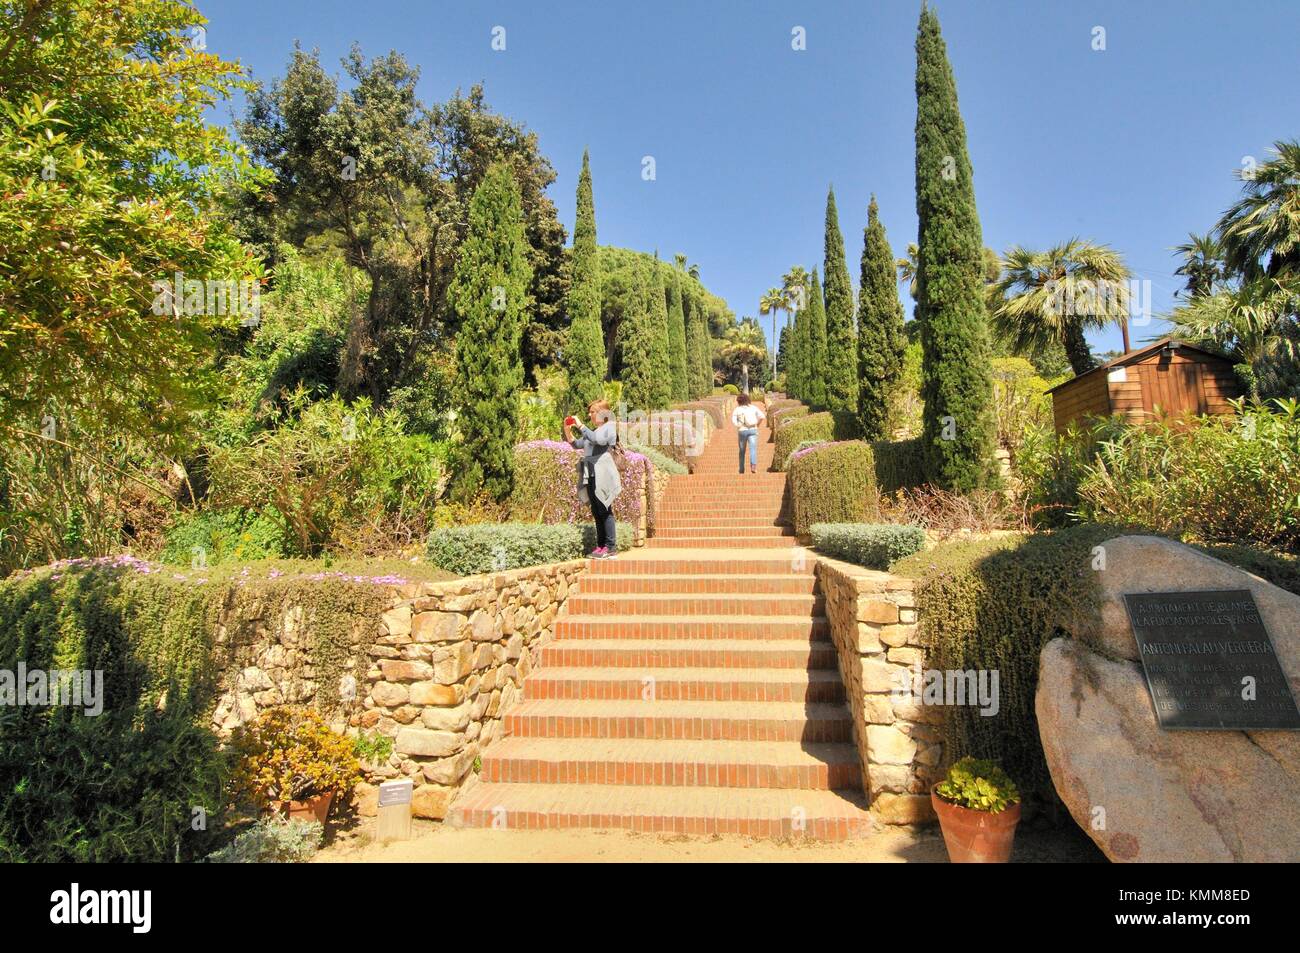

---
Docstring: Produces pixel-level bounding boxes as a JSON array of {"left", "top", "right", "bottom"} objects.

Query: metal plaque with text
[{"left": 1123, "top": 590, "right": 1300, "bottom": 730}]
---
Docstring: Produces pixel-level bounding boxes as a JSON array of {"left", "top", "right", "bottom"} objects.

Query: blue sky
[{"left": 203, "top": 0, "right": 1300, "bottom": 357}]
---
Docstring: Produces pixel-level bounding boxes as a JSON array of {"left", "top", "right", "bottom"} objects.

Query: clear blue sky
[{"left": 202, "top": 0, "right": 1300, "bottom": 357}]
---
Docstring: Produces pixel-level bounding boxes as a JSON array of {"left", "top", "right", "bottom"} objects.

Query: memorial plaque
[{"left": 1124, "top": 590, "right": 1300, "bottom": 730}]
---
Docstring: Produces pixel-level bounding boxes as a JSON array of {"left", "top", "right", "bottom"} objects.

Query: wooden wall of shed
[{"left": 1051, "top": 369, "right": 1110, "bottom": 432}]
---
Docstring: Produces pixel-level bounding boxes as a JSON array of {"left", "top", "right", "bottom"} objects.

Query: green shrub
[
  {"left": 722, "top": 383, "right": 739, "bottom": 395},
  {"left": 870, "top": 437, "right": 927, "bottom": 493},
  {"left": 160, "top": 507, "right": 288, "bottom": 566},
  {"left": 810, "top": 523, "right": 926, "bottom": 569},
  {"left": 770, "top": 404, "right": 810, "bottom": 434},
  {"left": 205, "top": 817, "right": 323, "bottom": 863},
  {"left": 934, "top": 756, "right": 1020, "bottom": 813},
  {"left": 787, "top": 440, "right": 878, "bottom": 535},
  {"left": 426, "top": 522, "right": 632, "bottom": 574},
  {"left": 773, "top": 410, "right": 858, "bottom": 471},
  {"left": 785, "top": 439, "right": 828, "bottom": 470},
  {"left": 625, "top": 441, "right": 688, "bottom": 476}
]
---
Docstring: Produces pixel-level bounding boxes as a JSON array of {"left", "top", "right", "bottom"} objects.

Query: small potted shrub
[
  {"left": 229, "top": 707, "right": 362, "bottom": 825},
  {"left": 931, "top": 756, "right": 1021, "bottom": 863}
]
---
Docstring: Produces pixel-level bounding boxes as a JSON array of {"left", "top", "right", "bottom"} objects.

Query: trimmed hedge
[
  {"left": 810, "top": 523, "right": 926, "bottom": 570},
  {"left": 427, "top": 522, "right": 633, "bottom": 574},
  {"left": 871, "top": 436, "right": 927, "bottom": 493},
  {"left": 773, "top": 410, "right": 858, "bottom": 472},
  {"left": 787, "top": 440, "right": 879, "bottom": 536}
]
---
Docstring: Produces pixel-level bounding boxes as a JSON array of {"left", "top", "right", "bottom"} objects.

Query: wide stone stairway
[{"left": 450, "top": 409, "right": 872, "bottom": 838}]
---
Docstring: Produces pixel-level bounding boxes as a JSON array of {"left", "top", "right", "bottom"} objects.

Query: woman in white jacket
[{"left": 564, "top": 399, "right": 622, "bottom": 558}]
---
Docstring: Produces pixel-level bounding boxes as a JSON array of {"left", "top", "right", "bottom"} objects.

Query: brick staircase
[{"left": 451, "top": 409, "right": 872, "bottom": 839}]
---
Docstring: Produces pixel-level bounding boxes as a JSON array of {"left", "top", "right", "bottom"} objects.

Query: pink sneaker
[{"left": 589, "top": 546, "right": 608, "bottom": 558}]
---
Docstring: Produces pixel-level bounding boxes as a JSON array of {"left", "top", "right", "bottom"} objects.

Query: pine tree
[
  {"left": 646, "top": 259, "right": 673, "bottom": 408},
  {"left": 822, "top": 187, "right": 858, "bottom": 412},
  {"left": 914, "top": 5, "right": 996, "bottom": 490},
  {"left": 805, "top": 268, "right": 828, "bottom": 408},
  {"left": 563, "top": 150, "right": 606, "bottom": 413},
  {"left": 666, "top": 270, "right": 689, "bottom": 402},
  {"left": 450, "top": 162, "right": 533, "bottom": 500},
  {"left": 857, "top": 196, "right": 908, "bottom": 440},
  {"left": 619, "top": 263, "right": 657, "bottom": 410}
]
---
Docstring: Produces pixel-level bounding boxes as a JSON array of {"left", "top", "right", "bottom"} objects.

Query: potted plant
[
  {"left": 229, "top": 706, "right": 362, "bottom": 825},
  {"left": 931, "top": 756, "right": 1021, "bottom": 863}
]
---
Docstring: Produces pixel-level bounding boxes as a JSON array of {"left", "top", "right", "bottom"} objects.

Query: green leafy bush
[
  {"left": 785, "top": 438, "right": 828, "bottom": 470},
  {"left": 870, "top": 437, "right": 927, "bottom": 493},
  {"left": 159, "top": 507, "right": 287, "bottom": 566},
  {"left": 787, "top": 440, "right": 878, "bottom": 535},
  {"left": 773, "top": 410, "right": 858, "bottom": 471},
  {"left": 228, "top": 706, "right": 361, "bottom": 808},
  {"left": 427, "top": 522, "right": 632, "bottom": 575},
  {"left": 509, "top": 441, "right": 647, "bottom": 530},
  {"left": 205, "top": 816, "right": 323, "bottom": 863},
  {"left": 934, "top": 756, "right": 1020, "bottom": 813},
  {"left": 625, "top": 441, "right": 688, "bottom": 475},
  {"left": 810, "top": 523, "right": 926, "bottom": 569}
]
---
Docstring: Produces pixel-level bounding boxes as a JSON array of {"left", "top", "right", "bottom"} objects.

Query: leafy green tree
[
  {"left": 619, "top": 263, "right": 657, "bottom": 410},
  {"left": 1217, "top": 140, "right": 1300, "bottom": 284},
  {"left": 666, "top": 270, "right": 689, "bottom": 402},
  {"left": 0, "top": 0, "right": 265, "bottom": 445},
  {"left": 990, "top": 240, "right": 1132, "bottom": 376},
  {"left": 857, "top": 197, "right": 908, "bottom": 439},
  {"left": 448, "top": 163, "right": 532, "bottom": 500},
  {"left": 564, "top": 150, "right": 605, "bottom": 412},
  {"left": 647, "top": 259, "right": 673, "bottom": 408},
  {"left": 805, "top": 268, "right": 829, "bottom": 408},
  {"left": 684, "top": 283, "right": 712, "bottom": 399},
  {"left": 822, "top": 187, "right": 858, "bottom": 411},
  {"left": 913, "top": 5, "right": 997, "bottom": 490}
]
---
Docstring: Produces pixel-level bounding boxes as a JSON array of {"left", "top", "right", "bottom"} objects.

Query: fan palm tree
[
  {"left": 759, "top": 287, "right": 786, "bottom": 377},
  {"left": 1168, "top": 277, "right": 1299, "bottom": 400},
  {"left": 1217, "top": 140, "right": 1300, "bottom": 283},
  {"left": 782, "top": 265, "right": 809, "bottom": 313},
  {"left": 990, "top": 239, "right": 1133, "bottom": 376},
  {"left": 896, "top": 243, "right": 919, "bottom": 300},
  {"left": 1173, "top": 232, "right": 1227, "bottom": 300}
]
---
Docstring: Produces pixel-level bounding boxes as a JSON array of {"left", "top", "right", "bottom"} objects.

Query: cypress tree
[
  {"left": 686, "top": 286, "right": 711, "bottom": 398},
  {"left": 787, "top": 288, "right": 808, "bottom": 399},
  {"left": 646, "top": 259, "right": 673, "bottom": 408},
  {"left": 449, "top": 162, "right": 533, "bottom": 501},
  {"left": 822, "top": 187, "right": 858, "bottom": 412},
  {"left": 805, "top": 268, "right": 828, "bottom": 408},
  {"left": 619, "top": 263, "right": 657, "bottom": 410},
  {"left": 914, "top": 5, "right": 996, "bottom": 490},
  {"left": 666, "top": 270, "right": 689, "bottom": 402},
  {"left": 563, "top": 150, "right": 605, "bottom": 413},
  {"left": 857, "top": 196, "right": 908, "bottom": 440}
]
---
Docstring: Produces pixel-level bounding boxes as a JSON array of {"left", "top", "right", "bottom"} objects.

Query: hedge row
[
  {"left": 810, "top": 523, "right": 926, "bottom": 570},
  {"left": 786, "top": 440, "right": 879, "bottom": 535},
  {"left": 773, "top": 410, "right": 858, "bottom": 472},
  {"left": 871, "top": 436, "right": 927, "bottom": 493},
  {"left": 426, "top": 522, "right": 633, "bottom": 574},
  {"left": 510, "top": 441, "right": 648, "bottom": 530}
]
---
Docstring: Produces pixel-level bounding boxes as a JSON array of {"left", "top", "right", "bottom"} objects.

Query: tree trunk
[{"left": 1063, "top": 319, "right": 1098, "bottom": 376}]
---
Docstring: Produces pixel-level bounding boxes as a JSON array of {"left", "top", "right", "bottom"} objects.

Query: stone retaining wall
[
  {"left": 209, "top": 559, "right": 587, "bottom": 820},
  {"left": 815, "top": 556, "right": 943, "bottom": 824}
]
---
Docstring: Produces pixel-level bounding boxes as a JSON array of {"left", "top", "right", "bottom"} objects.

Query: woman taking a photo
[{"left": 564, "top": 399, "right": 622, "bottom": 559}]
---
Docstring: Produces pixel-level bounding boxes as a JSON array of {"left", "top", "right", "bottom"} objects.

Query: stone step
[
  {"left": 450, "top": 782, "right": 872, "bottom": 840},
  {"left": 646, "top": 535, "right": 800, "bottom": 549},
  {"left": 565, "top": 592, "right": 823, "bottom": 617},
  {"left": 479, "top": 737, "right": 861, "bottom": 789},
  {"left": 553, "top": 614, "right": 829, "bottom": 640},
  {"left": 654, "top": 524, "right": 793, "bottom": 539},
  {"left": 655, "top": 514, "right": 788, "bottom": 528},
  {"left": 522, "top": 666, "right": 845, "bottom": 703},
  {"left": 503, "top": 699, "right": 854, "bottom": 742},
  {"left": 576, "top": 573, "right": 816, "bottom": 594},
  {"left": 539, "top": 638, "right": 838, "bottom": 670},
  {"left": 585, "top": 552, "right": 815, "bottom": 575}
]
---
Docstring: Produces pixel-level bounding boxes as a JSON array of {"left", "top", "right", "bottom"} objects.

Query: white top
[{"left": 732, "top": 404, "right": 766, "bottom": 429}]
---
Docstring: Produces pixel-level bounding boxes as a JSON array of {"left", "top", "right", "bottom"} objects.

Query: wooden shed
[{"left": 1046, "top": 338, "right": 1244, "bottom": 433}]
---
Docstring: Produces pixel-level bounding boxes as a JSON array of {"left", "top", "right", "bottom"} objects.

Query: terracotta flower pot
[
  {"left": 931, "top": 785, "right": 1021, "bottom": 863},
  {"left": 273, "top": 791, "right": 334, "bottom": 826}
]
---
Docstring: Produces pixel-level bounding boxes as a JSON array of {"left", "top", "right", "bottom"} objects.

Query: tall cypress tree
[
  {"left": 564, "top": 149, "right": 605, "bottom": 413},
  {"left": 822, "top": 187, "right": 858, "bottom": 412},
  {"left": 619, "top": 262, "right": 657, "bottom": 411},
  {"left": 857, "top": 195, "right": 907, "bottom": 439},
  {"left": 686, "top": 286, "right": 712, "bottom": 398},
  {"left": 914, "top": 4, "right": 996, "bottom": 490},
  {"left": 449, "top": 162, "right": 532, "bottom": 501},
  {"left": 647, "top": 258, "right": 673, "bottom": 408},
  {"left": 666, "top": 270, "right": 689, "bottom": 402},
  {"left": 805, "top": 268, "right": 828, "bottom": 408},
  {"left": 787, "top": 287, "right": 808, "bottom": 399}
]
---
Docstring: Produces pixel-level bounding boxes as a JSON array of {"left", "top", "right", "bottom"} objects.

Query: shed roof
[{"left": 1044, "top": 337, "right": 1233, "bottom": 395}]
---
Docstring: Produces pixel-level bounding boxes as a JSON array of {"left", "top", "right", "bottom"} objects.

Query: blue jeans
[{"left": 738, "top": 428, "right": 758, "bottom": 472}]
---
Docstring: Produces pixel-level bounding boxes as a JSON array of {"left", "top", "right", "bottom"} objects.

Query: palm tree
[
  {"left": 1217, "top": 140, "right": 1300, "bottom": 283},
  {"left": 1173, "top": 232, "right": 1227, "bottom": 300},
  {"left": 782, "top": 265, "right": 809, "bottom": 313},
  {"left": 1168, "top": 277, "right": 1299, "bottom": 400},
  {"left": 759, "top": 286, "right": 786, "bottom": 378},
  {"left": 991, "top": 239, "right": 1133, "bottom": 375},
  {"left": 897, "top": 243, "right": 919, "bottom": 300}
]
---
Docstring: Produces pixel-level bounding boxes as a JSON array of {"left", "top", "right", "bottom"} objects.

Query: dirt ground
[{"left": 314, "top": 818, "right": 1105, "bottom": 863}]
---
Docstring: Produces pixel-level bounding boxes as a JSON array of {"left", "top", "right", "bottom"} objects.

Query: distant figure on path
[
  {"left": 565, "top": 399, "right": 622, "bottom": 558},
  {"left": 731, "top": 393, "right": 766, "bottom": 475}
]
